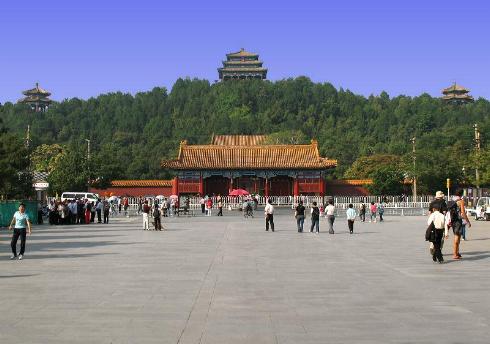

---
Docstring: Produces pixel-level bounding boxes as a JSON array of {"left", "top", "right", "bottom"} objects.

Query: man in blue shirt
[{"left": 8, "top": 203, "right": 32, "bottom": 260}]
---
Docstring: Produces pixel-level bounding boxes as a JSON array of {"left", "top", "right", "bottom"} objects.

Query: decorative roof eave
[
  {"left": 223, "top": 60, "right": 263, "bottom": 65},
  {"left": 218, "top": 67, "right": 268, "bottom": 73},
  {"left": 327, "top": 179, "right": 373, "bottom": 186},
  {"left": 161, "top": 144, "right": 337, "bottom": 170},
  {"left": 226, "top": 48, "right": 258, "bottom": 58},
  {"left": 19, "top": 96, "right": 52, "bottom": 104},
  {"left": 111, "top": 179, "right": 173, "bottom": 187},
  {"left": 22, "top": 83, "right": 51, "bottom": 97},
  {"left": 442, "top": 94, "right": 474, "bottom": 101},
  {"left": 442, "top": 83, "right": 470, "bottom": 94}
]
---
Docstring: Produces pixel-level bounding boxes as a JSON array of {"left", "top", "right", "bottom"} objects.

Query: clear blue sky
[{"left": 1, "top": 0, "right": 489, "bottom": 102}]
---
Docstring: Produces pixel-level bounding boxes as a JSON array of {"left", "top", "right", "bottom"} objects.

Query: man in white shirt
[
  {"left": 264, "top": 199, "right": 274, "bottom": 232},
  {"left": 325, "top": 199, "right": 335, "bottom": 234}
]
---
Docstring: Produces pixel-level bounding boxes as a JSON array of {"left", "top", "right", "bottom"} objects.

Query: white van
[{"left": 61, "top": 192, "right": 99, "bottom": 202}]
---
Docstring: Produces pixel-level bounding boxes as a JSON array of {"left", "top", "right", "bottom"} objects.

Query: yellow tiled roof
[
  {"left": 226, "top": 48, "right": 258, "bottom": 58},
  {"left": 162, "top": 140, "right": 337, "bottom": 170},
  {"left": 111, "top": 180, "right": 173, "bottom": 187},
  {"left": 212, "top": 135, "right": 267, "bottom": 146},
  {"left": 22, "top": 83, "right": 51, "bottom": 96},
  {"left": 327, "top": 179, "right": 373, "bottom": 186},
  {"left": 218, "top": 67, "right": 267, "bottom": 73},
  {"left": 442, "top": 83, "right": 470, "bottom": 94}
]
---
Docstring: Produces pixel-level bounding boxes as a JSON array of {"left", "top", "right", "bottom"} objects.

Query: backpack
[
  {"left": 152, "top": 208, "right": 160, "bottom": 218},
  {"left": 312, "top": 207, "right": 320, "bottom": 220},
  {"left": 447, "top": 200, "right": 461, "bottom": 225}
]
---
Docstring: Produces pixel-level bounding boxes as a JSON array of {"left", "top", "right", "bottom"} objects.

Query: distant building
[
  {"left": 218, "top": 48, "right": 268, "bottom": 80},
  {"left": 162, "top": 135, "right": 337, "bottom": 197},
  {"left": 19, "top": 83, "right": 52, "bottom": 112},
  {"left": 442, "top": 82, "right": 474, "bottom": 104}
]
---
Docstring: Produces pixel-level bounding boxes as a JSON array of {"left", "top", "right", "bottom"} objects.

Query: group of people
[
  {"left": 426, "top": 189, "right": 471, "bottom": 263},
  {"left": 139, "top": 196, "right": 186, "bottom": 218},
  {"left": 48, "top": 198, "right": 112, "bottom": 225},
  {"left": 292, "top": 199, "right": 386, "bottom": 234},
  {"left": 199, "top": 195, "right": 225, "bottom": 216}
]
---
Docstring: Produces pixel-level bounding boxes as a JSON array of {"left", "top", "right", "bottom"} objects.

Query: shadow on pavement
[{"left": 18, "top": 252, "right": 118, "bottom": 260}]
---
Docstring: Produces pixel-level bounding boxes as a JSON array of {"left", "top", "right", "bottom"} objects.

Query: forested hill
[{"left": 1, "top": 77, "right": 489, "bottom": 193}]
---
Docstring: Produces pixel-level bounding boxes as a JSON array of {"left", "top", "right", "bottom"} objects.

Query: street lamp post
[
  {"left": 411, "top": 137, "right": 417, "bottom": 201},
  {"left": 474, "top": 124, "right": 481, "bottom": 197},
  {"left": 85, "top": 139, "right": 91, "bottom": 188}
]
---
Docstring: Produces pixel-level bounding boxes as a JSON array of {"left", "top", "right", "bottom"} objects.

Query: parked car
[
  {"left": 467, "top": 197, "right": 490, "bottom": 221},
  {"left": 61, "top": 192, "right": 99, "bottom": 202}
]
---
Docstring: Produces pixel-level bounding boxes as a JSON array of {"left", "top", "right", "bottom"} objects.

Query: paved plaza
[{"left": 1, "top": 211, "right": 490, "bottom": 343}]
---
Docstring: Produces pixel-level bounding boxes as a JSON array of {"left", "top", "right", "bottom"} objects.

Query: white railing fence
[{"left": 121, "top": 195, "right": 432, "bottom": 215}]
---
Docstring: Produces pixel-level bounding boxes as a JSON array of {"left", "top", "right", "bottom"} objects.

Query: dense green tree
[
  {"left": 1, "top": 77, "right": 489, "bottom": 195},
  {"left": 0, "top": 118, "right": 33, "bottom": 199},
  {"left": 367, "top": 166, "right": 405, "bottom": 195}
]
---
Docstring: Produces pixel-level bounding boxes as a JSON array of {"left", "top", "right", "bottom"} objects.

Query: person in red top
[
  {"left": 206, "top": 198, "right": 213, "bottom": 216},
  {"left": 123, "top": 197, "right": 129, "bottom": 216}
]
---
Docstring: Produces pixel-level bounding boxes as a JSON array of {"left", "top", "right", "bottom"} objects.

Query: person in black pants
[
  {"left": 264, "top": 199, "right": 275, "bottom": 232},
  {"left": 8, "top": 203, "right": 32, "bottom": 260},
  {"left": 103, "top": 201, "right": 110, "bottom": 224},
  {"left": 295, "top": 201, "right": 306, "bottom": 232}
]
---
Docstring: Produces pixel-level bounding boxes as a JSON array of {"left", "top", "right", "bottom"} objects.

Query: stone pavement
[{"left": 1, "top": 211, "right": 490, "bottom": 343}]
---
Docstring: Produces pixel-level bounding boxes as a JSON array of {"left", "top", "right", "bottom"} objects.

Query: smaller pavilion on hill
[
  {"left": 19, "top": 83, "right": 52, "bottom": 112},
  {"left": 442, "top": 82, "right": 474, "bottom": 104},
  {"left": 218, "top": 48, "right": 268, "bottom": 80},
  {"left": 161, "top": 135, "right": 337, "bottom": 197}
]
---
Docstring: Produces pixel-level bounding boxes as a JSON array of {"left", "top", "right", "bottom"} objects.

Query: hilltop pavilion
[
  {"left": 442, "top": 82, "right": 474, "bottom": 104},
  {"left": 218, "top": 49, "right": 268, "bottom": 80},
  {"left": 161, "top": 135, "right": 337, "bottom": 197},
  {"left": 19, "top": 83, "right": 52, "bottom": 112}
]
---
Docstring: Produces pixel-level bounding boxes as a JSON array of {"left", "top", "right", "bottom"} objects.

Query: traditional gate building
[{"left": 162, "top": 135, "right": 337, "bottom": 197}]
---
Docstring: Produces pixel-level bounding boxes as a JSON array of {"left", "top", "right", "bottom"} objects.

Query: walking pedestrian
[
  {"left": 84, "top": 200, "right": 92, "bottom": 224},
  {"left": 206, "top": 198, "right": 213, "bottom": 216},
  {"left": 77, "top": 199, "right": 84, "bottom": 224},
  {"left": 8, "top": 203, "right": 32, "bottom": 260},
  {"left": 48, "top": 200, "right": 56, "bottom": 225},
  {"left": 200, "top": 196, "right": 206, "bottom": 214},
  {"left": 96, "top": 199, "right": 103, "bottom": 223},
  {"left": 152, "top": 205, "right": 162, "bottom": 231},
  {"left": 447, "top": 189, "right": 471, "bottom": 260},
  {"left": 310, "top": 201, "right": 320, "bottom": 233},
  {"left": 295, "top": 200, "right": 305, "bottom": 232},
  {"left": 123, "top": 197, "right": 129, "bottom": 216},
  {"left": 217, "top": 199, "right": 223, "bottom": 216},
  {"left": 359, "top": 203, "right": 366, "bottom": 222},
  {"left": 162, "top": 199, "right": 168, "bottom": 217},
  {"left": 325, "top": 199, "right": 335, "bottom": 234},
  {"left": 142, "top": 200, "right": 150, "bottom": 230},
  {"left": 69, "top": 199, "right": 77, "bottom": 224},
  {"left": 103, "top": 200, "right": 110, "bottom": 224},
  {"left": 264, "top": 199, "right": 275, "bottom": 232},
  {"left": 427, "top": 203, "right": 445, "bottom": 263},
  {"left": 346, "top": 204, "right": 356, "bottom": 234},
  {"left": 369, "top": 202, "right": 377, "bottom": 223},
  {"left": 378, "top": 201, "right": 385, "bottom": 222}
]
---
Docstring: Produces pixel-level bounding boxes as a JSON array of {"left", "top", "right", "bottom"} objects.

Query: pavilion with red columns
[{"left": 161, "top": 135, "right": 337, "bottom": 197}]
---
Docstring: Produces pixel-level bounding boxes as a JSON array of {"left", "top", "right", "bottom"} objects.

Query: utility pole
[
  {"left": 25, "top": 125, "right": 31, "bottom": 150},
  {"left": 411, "top": 137, "right": 417, "bottom": 200},
  {"left": 474, "top": 124, "right": 481, "bottom": 197},
  {"left": 85, "top": 139, "right": 91, "bottom": 187}
]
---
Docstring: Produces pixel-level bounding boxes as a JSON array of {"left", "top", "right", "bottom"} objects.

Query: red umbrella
[{"left": 229, "top": 189, "right": 250, "bottom": 196}]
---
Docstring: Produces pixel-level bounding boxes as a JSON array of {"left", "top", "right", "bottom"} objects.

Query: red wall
[
  {"left": 89, "top": 186, "right": 173, "bottom": 197},
  {"left": 325, "top": 184, "right": 370, "bottom": 196}
]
